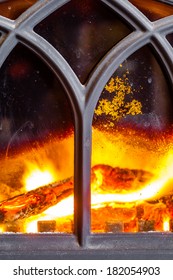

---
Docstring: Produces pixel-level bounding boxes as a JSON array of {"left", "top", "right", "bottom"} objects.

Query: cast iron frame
[{"left": 0, "top": 0, "right": 173, "bottom": 259}]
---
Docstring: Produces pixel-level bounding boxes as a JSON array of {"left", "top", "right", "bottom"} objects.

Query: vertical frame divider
[{"left": 74, "top": 110, "right": 92, "bottom": 246}]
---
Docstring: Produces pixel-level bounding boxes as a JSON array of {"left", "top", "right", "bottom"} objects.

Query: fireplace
[{"left": 1, "top": 0, "right": 173, "bottom": 259}]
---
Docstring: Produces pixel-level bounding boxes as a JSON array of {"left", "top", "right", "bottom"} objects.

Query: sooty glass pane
[
  {"left": 0, "top": 44, "right": 74, "bottom": 233},
  {"left": 167, "top": 33, "right": 173, "bottom": 47},
  {"left": 35, "top": 0, "right": 132, "bottom": 84},
  {"left": 129, "top": 0, "right": 173, "bottom": 21},
  {"left": 91, "top": 45, "right": 173, "bottom": 233},
  {"left": 0, "top": 0, "right": 37, "bottom": 20}
]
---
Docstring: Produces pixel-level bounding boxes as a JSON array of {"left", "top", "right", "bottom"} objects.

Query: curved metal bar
[
  {"left": 0, "top": 32, "right": 17, "bottom": 68},
  {"left": 15, "top": 0, "right": 70, "bottom": 28},
  {"left": 102, "top": 0, "right": 153, "bottom": 31},
  {"left": 151, "top": 33, "right": 173, "bottom": 86},
  {"left": 85, "top": 30, "right": 151, "bottom": 112},
  {"left": 0, "top": 16, "right": 15, "bottom": 32},
  {"left": 16, "top": 30, "right": 84, "bottom": 111},
  {"left": 153, "top": 15, "right": 173, "bottom": 34}
]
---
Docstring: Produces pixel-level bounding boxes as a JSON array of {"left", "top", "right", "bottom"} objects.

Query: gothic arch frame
[{"left": 0, "top": 0, "right": 173, "bottom": 259}]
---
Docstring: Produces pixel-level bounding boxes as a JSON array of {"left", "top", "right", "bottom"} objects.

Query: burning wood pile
[
  {"left": 0, "top": 164, "right": 173, "bottom": 233},
  {"left": 0, "top": 178, "right": 73, "bottom": 224},
  {"left": 91, "top": 165, "right": 173, "bottom": 232}
]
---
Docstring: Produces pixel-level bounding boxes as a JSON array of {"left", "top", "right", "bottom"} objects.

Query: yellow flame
[
  {"left": 0, "top": 226, "right": 4, "bottom": 233},
  {"left": 163, "top": 218, "right": 170, "bottom": 232},
  {"left": 25, "top": 219, "right": 40, "bottom": 233},
  {"left": 44, "top": 196, "right": 74, "bottom": 217},
  {"left": 25, "top": 170, "right": 54, "bottom": 191},
  {"left": 23, "top": 161, "right": 57, "bottom": 191},
  {"left": 92, "top": 178, "right": 165, "bottom": 204},
  {"left": 25, "top": 214, "right": 51, "bottom": 233}
]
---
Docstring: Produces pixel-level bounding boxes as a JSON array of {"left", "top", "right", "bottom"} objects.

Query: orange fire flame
[
  {"left": 1, "top": 129, "right": 173, "bottom": 233},
  {"left": 22, "top": 147, "right": 173, "bottom": 233}
]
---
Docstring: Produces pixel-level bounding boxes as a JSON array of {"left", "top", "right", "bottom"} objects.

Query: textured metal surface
[{"left": 0, "top": 0, "right": 173, "bottom": 259}]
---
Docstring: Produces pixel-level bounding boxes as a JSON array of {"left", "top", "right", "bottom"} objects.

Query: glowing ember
[{"left": 25, "top": 220, "right": 38, "bottom": 233}]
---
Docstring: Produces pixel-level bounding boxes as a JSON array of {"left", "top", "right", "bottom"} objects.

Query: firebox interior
[{"left": 0, "top": 0, "right": 173, "bottom": 259}]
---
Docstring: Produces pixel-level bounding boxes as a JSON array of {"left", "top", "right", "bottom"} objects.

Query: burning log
[
  {"left": 1, "top": 164, "right": 173, "bottom": 231},
  {"left": 91, "top": 164, "right": 153, "bottom": 193},
  {"left": 0, "top": 178, "right": 73, "bottom": 223}
]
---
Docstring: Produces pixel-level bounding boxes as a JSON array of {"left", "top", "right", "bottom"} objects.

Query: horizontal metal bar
[{"left": 1, "top": 233, "right": 173, "bottom": 259}]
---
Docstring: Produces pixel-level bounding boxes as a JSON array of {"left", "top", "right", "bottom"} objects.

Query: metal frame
[{"left": 0, "top": 0, "right": 173, "bottom": 259}]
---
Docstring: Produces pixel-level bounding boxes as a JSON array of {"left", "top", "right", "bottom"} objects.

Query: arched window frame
[{"left": 0, "top": 0, "right": 173, "bottom": 259}]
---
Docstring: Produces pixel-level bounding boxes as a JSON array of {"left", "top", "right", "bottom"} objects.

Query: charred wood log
[
  {"left": 0, "top": 178, "right": 73, "bottom": 223},
  {"left": 0, "top": 164, "right": 167, "bottom": 224},
  {"left": 91, "top": 164, "right": 153, "bottom": 192}
]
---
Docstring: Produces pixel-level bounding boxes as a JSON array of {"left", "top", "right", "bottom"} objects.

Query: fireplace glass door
[{"left": 0, "top": 0, "right": 173, "bottom": 245}]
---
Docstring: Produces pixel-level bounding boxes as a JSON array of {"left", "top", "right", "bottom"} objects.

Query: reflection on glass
[
  {"left": 35, "top": 0, "right": 132, "bottom": 83},
  {"left": 129, "top": 0, "right": 173, "bottom": 21},
  {"left": 91, "top": 45, "right": 173, "bottom": 233},
  {"left": 0, "top": 0, "right": 37, "bottom": 20},
  {"left": 0, "top": 44, "right": 74, "bottom": 233}
]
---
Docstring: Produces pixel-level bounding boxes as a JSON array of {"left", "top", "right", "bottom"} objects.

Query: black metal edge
[
  {"left": 88, "top": 233, "right": 173, "bottom": 251},
  {"left": 1, "top": 249, "right": 173, "bottom": 260},
  {"left": 73, "top": 116, "right": 91, "bottom": 246},
  {"left": 1, "top": 233, "right": 173, "bottom": 259}
]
